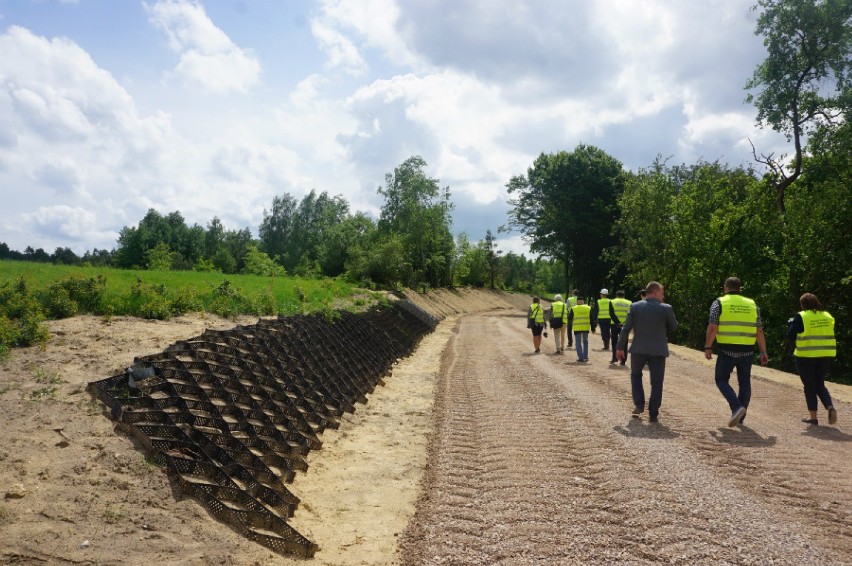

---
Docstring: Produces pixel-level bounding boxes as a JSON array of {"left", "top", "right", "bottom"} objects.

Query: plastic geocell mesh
[{"left": 87, "top": 302, "right": 435, "bottom": 558}]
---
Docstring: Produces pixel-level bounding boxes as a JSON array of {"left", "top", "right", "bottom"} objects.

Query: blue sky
[{"left": 0, "top": 0, "right": 787, "bottom": 257}]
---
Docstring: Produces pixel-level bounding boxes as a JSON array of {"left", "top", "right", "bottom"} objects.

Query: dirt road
[{"left": 400, "top": 310, "right": 851, "bottom": 565}]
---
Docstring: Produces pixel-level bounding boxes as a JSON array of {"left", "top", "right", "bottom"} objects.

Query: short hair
[
  {"left": 577, "top": 296, "right": 585, "bottom": 302},
  {"left": 800, "top": 293, "right": 824, "bottom": 311},
  {"left": 616, "top": 290, "right": 625, "bottom": 297},
  {"left": 532, "top": 296, "right": 540, "bottom": 303},
  {"left": 554, "top": 294, "right": 563, "bottom": 301},
  {"left": 639, "top": 289, "right": 647, "bottom": 298},
  {"left": 645, "top": 281, "right": 662, "bottom": 294},
  {"left": 572, "top": 289, "right": 579, "bottom": 295},
  {"left": 724, "top": 277, "right": 742, "bottom": 291}
]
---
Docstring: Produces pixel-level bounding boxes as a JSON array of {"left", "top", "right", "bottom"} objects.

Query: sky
[{"left": 0, "top": 0, "right": 789, "bottom": 258}]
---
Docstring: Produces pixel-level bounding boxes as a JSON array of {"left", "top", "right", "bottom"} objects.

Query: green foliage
[
  {"left": 0, "top": 277, "right": 51, "bottom": 352},
  {"left": 208, "top": 280, "right": 249, "bottom": 319},
  {"left": 377, "top": 156, "right": 455, "bottom": 288},
  {"left": 125, "top": 278, "right": 173, "bottom": 320},
  {"left": 507, "top": 145, "right": 625, "bottom": 293},
  {"left": 241, "top": 245, "right": 286, "bottom": 277},
  {"left": 145, "top": 242, "right": 174, "bottom": 271}
]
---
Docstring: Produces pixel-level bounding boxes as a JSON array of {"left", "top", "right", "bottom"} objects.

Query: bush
[
  {"left": 125, "top": 279, "right": 172, "bottom": 320},
  {"left": 208, "top": 280, "right": 249, "bottom": 319},
  {"left": 170, "top": 287, "right": 203, "bottom": 316},
  {"left": 44, "top": 286, "right": 78, "bottom": 319},
  {"left": 249, "top": 288, "right": 278, "bottom": 316}
]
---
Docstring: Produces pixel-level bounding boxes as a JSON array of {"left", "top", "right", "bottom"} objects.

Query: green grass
[{"left": 0, "top": 259, "right": 371, "bottom": 317}]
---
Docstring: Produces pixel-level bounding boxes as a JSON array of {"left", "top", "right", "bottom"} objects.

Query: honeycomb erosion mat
[{"left": 87, "top": 301, "right": 438, "bottom": 557}]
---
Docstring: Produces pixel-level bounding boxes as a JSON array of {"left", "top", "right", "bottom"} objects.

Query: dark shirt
[{"left": 786, "top": 313, "right": 804, "bottom": 339}]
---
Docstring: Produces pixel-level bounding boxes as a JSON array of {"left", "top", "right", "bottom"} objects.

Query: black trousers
[
  {"left": 598, "top": 320, "right": 611, "bottom": 348},
  {"left": 630, "top": 353, "right": 666, "bottom": 418}
]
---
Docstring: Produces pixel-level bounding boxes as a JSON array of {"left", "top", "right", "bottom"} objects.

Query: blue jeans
[
  {"left": 630, "top": 353, "right": 666, "bottom": 418},
  {"left": 574, "top": 332, "right": 589, "bottom": 360},
  {"left": 715, "top": 352, "right": 753, "bottom": 413}
]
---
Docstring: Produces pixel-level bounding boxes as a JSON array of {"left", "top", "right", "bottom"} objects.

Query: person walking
[
  {"left": 549, "top": 294, "right": 568, "bottom": 354},
  {"left": 615, "top": 282, "right": 678, "bottom": 423},
  {"left": 568, "top": 296, "right": 592, "bottom": 362},
  {"left": 609, "top": 290, "right": 632, "bottom": 365},
  {"left": 527, "top": 297, "right": 547, "bottom": 354},
  {"left": 593, "top": 289, "right": 613, "bottom": 351},
  {"left": 566, "top": 289, "right": 579, "bottom": 348},
  {"left": 704, "top": 277, "right": 769, "bottom": 427},
  {"left": 788, "top": 292, "right": 838, "bottom": 426}
]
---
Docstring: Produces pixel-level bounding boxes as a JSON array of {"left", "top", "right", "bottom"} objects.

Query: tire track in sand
[{"left": 401, "top": 311, "right": 842, "bottom": 565}]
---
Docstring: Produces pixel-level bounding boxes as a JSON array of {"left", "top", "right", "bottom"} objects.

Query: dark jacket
[{"left": 615, "top": 298, "right": 678, "bottom": 357}]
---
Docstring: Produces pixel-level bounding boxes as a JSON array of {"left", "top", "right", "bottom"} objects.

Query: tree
[
  {"left": 746, "top": 0, "right": 852, "bottom": 213},
  {"left": 506, "top": 145, "right": 625, "bottom": 293},
  {"left": 377, "top": 156, "right": 455, "bottom": 288},
  {"left": 484, "top": 230, "right": 502, "bottom": 289}
]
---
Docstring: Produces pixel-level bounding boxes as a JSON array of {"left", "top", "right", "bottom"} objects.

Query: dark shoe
[
  {"left": 631, "top": 406, "right": 644, "bottom": 415},
  {"left": 534, "top": 349, "right": 540, "bottom": 354},
  {"left": 582, "top": 358, "right": 589, "bottom": 362},
  {"left": 728, "top": 407, "right": 747, "bottom": 427},
  {"left": 603, "top": 346, "right": 610, "bottom": 351},
  {"left": 649, "top": 416, "right": 658, "bottom": 423},
  {"left": 801, "top": 417, "right": 818, "bottom": 425},
  {"left": 828, "top": 407, "right": 837, "bottom": 425},
  {"left": 620, "top": 362, "right": 626, "bottom": 366}
]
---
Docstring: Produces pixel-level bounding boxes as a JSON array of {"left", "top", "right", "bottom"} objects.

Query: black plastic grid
[{"left": 88, "top": 301, "right": 435, "bottom": 558}]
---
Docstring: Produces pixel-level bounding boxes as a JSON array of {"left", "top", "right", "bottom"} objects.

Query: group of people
[{"left": 527, "top": 277, "right": 839, "bottom": 427}]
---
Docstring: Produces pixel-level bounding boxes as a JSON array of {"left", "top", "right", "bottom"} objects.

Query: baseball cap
[{"left": 600, "top": 288, "right": 608, "bottom": 295}]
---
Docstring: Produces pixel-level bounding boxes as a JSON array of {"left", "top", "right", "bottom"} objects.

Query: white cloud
[{"left": 145, "top": 0, "right": 261, "bottom": 94}]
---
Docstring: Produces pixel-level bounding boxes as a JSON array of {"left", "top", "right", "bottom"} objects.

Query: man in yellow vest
[
  {"left": 704, "top": 277, "right": 769, "bottom": 427},
  {"left": 566, "top": 289, "right": 579, "bottom": 348},
  {"left": 609, "top": 290, "right": 633, "bottom": 365},
  {"left": 567, "top": 295, "right": 592, "bottom": 362},
  {"left": 549, "top": 294, "right": 568, "bottom": 354},
  {"left": 593, "top": 288, "right": 613, "bottom": 351}
]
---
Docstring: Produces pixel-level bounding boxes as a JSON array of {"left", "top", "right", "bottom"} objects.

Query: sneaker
[
  {"left": 728, "top": 407, "right": 747, "bottom": 427},
  {"left": 828, "top": 407, "right": 837, "bottom": 425},
  {"left": 582, "top": 358, "right": 589, "bottom": 362},
  {"left": 801, "top": 417, "right": 818, "bottom": 425},
  {"left": 609, "top": 359, "right": 617, "bottom": 364}
]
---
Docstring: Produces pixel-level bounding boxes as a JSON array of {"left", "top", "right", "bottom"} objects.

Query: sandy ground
[{"left": 1, "top": 290, "right": 849, "bottom": 565}]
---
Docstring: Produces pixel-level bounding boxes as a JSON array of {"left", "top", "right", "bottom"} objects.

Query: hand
[
  {"left": 704, "top": 349, "right": 713, "bottom": 360},
  {"left": 759, "top": 352, "right": 769, "bottom": 366},
  {"left": 616, "top": 349, "right": 625, "bottom": 362}
]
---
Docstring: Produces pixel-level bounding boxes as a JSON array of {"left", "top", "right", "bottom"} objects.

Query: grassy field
[{"left": 0, "top": 260, "right": 377, "bottom": 320}]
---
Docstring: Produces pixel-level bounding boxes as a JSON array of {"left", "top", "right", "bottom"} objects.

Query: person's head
[
  {"left": 616, "top": 290, "right": 625, "bottom": 298},
  {"left": 554, "top": 294, "right": 563, "bottom": 302},
  {"left": 572, "top": 289, "right": 579, "bottom": 296},
  {"left": 600, "top": 288, "right": 608, "bottom": 297},
  {"left": 724, "top": 277, "right": 742, "bottom": 293},
  {"left": 799, "top": 292, "right": 824, "bottom": 311},
  {"left": 645, "top": 281, "right": 664, "bottom": 300},
  {"left": 638, "top": 289, "right": 647, "bottom": 299},
  {"left": 532, "top": 296, "right": 540, "bottom": 304},
  {"left": 577, "top": 295, "right": 585, "bottom": 304}
]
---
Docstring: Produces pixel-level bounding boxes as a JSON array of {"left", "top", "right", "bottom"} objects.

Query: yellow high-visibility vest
[
  {"left": 551, "top": 301, "right": 568, "bottom": 323},
  {"left": 568, "top": 296, "right": 578, "bottom": 307},
  {"left": 529, "top": 303, "right": 544, "bottom": 324},
  {"left": 612, "top": 298, "right": 631, "bottom": 323},
  {"left": 571, "top": 304, "right": 591, "bottom": 332},
  {"left": 795, "top": 310, "right": 836, "bottom": 358},
  {"left": 716, "top": 294, "right": 758, "bottom": 346},
  {"left": 596, "top": 298, "right": 612, "bottom": 321}
]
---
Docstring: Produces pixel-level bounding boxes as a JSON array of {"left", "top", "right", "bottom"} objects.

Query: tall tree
[
  {"left": 377, "top": 156, "right": 455, "bottom": 288},
  {"left": 506, "top": 145, "right": 625, "bottom": 294},
  {"left": 746, "top": 0, "right": 852, "bottom": 213}
]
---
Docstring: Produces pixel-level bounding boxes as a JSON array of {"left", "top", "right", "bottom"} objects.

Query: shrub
[
  {"left": 208, "top": 280, "right": 248, "bottom": 319},
  {"left": 249, "top": 288, "right": 278, "bottom": 316},
  {"left": 44, "top": 286, "right": 78, "bottom": 319},
  {"left": 170, "top": 287, "right": 203, "bottom": 316},
  {"left": 125, "top": 279, "right": 172, "bottom": 320}
]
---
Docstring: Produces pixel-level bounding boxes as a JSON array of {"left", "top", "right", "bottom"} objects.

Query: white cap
[
  {"left": 553, "top": 294, "right": 563, "bottom": 301},
  {"left": 600, "top": 288, "right": 608, "bottom": 295}
]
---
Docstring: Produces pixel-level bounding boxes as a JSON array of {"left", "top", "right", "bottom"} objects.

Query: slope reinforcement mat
[{"left": 87, "top": 302, "right": 438, "bottom": 557}]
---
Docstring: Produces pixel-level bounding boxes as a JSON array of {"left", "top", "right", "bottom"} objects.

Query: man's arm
[
  {"left": 704, "top": 323, "right": 718, "bottom": 360},
  {"left": 665, "top": 306, "right": 678, "bottom": 334},
  {"left": 756, "top": 328, "right": 769, "bottom": 365}
]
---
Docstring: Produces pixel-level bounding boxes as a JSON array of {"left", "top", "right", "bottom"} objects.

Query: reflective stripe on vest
[
  {"left": 529, "top": 304, "right": 544, "bottom": 324},
  {"left": 571, "top": 304, "right": 591, "bottom": 332},
  {"left": 597, "top": 298, "right": 612, "bottom": 321},
  {"left": 612, "top": 298, "right": 631, "bottom": 322},
  {"left": 795, "top": 310, "right": 836, "bottom": 358},
  {"left": 568, "top": 296, "right": 578, "bottom": 307},
  {"left": 552, "top": 301, "right": 567, "bottom": 322},
  {"left": 716, "top": 294, "right": 758, "bottom": 346}
]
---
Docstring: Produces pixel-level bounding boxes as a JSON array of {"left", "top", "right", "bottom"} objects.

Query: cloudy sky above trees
[{"left": 0, "top": 0, "right": 787, "bottom": 256}]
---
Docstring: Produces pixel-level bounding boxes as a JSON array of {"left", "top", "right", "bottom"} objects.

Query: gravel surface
[{"left": 400, "top": 310, "right": 851, "bottom": 565}]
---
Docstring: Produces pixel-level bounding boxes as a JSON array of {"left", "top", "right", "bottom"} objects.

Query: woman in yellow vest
[
  {"left": 568, "top": 296, "right": 592, "bottom": 362},
  {"left": 788, "top": 293, "right": 838, "bottom": 426},
  {"left": 527, "top": 296, "right": 548, "bottom": 354}
]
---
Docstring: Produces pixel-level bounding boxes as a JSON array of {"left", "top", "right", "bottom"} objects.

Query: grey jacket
[{"left": 615, "top": 298, "right": 678, "bottom": 357}]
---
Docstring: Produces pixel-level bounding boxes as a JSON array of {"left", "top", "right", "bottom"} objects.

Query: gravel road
[{"left": 400, "top": 310, "right": 851, "bottom": 565}]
